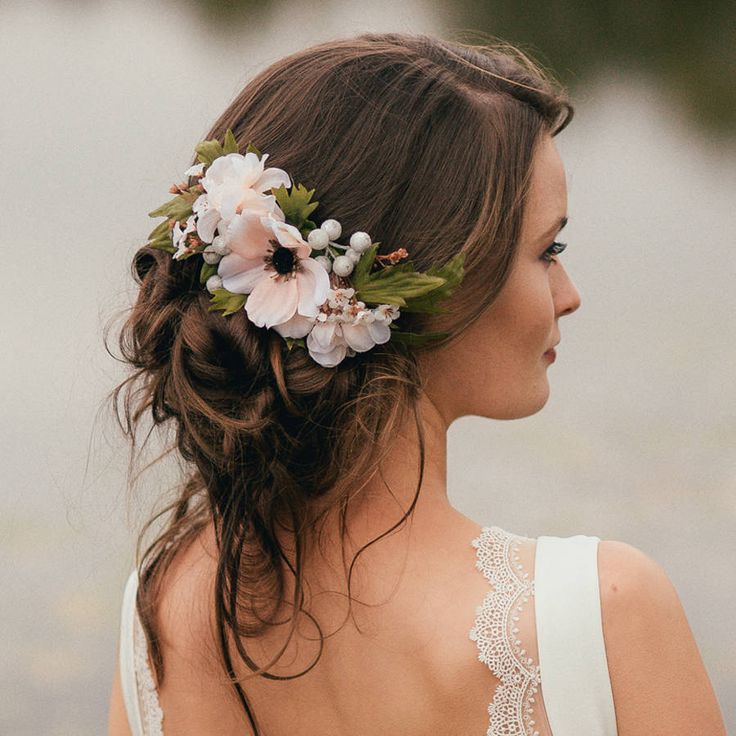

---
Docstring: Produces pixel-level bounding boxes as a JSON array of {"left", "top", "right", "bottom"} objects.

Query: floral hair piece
[{"left": 146, "top": 129, "right": 465, "bottom": 368}]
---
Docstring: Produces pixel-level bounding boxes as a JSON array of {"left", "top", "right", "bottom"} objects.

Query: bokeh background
[{"left": 1, "top": 1, "right": 734, "bottom": 733}]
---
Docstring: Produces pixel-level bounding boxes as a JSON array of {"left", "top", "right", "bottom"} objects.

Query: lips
[{"left": 543, "top": 340, "right": 559, "bottom": 362}]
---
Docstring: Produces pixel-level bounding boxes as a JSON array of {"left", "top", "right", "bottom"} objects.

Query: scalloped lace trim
[
  {"left": 133, "top": 607, "right": 164, "bottom": 736},
  {"left": 469, "top": 526, "right": 542, "bottom": 736}
]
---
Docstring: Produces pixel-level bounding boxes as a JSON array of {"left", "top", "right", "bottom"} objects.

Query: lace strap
[
  {"left": 469, "top": 525, "right": 543, "bottom": 736},
  {"left": 119, "top": 570, "right": 164, "bottom": 736}
]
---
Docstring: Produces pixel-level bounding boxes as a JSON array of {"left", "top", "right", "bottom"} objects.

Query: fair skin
[{"left": 109, "top": 133, "right": 726, "bottom": 735}]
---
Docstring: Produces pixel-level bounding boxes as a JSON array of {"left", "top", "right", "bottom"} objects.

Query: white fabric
[
  {"left": 119, "top": 570, "right": 143, "bottom": 736},
  {"left": 119, "top": 570, "right": 164, "bottom": 736},
  {"left": 534, "top": 533, "right": 618, "bottom": 735}
]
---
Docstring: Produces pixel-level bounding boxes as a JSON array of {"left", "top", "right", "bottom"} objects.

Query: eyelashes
[{"left": 541, "top": 241, "right": 567, "bottom": 264}]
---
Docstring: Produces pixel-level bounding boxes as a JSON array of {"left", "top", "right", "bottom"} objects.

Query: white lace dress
[{"left": 118, "top": 526, "right": 618, "bottom": 735}]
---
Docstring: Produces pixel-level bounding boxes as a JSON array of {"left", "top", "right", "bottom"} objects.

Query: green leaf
[
  {"left": 148, "top": 233, "right": 173, "bottom": 248},
  {"left": 148, "top": 239, "right": 176, "bottom": 254},
  {"left": 148, "top": 190, "right": 197, "bottom": 220},
  {"left": 425, "top": 251, "right": 465, "bottom": 298},
  {"left": 207, "top": 289, "right": 247, "bottom": 316},
  {"left": 350, "top": 243, "right": 379, "bottom": 287},
  {"left": 199, "top": 262, "right": 218, "bottom": 286},
  {"left": 147, "top": 219, "right": 172, "bottom": 242},
  {"left": 283, "top": 336, "right": 306, "bottom": 351},
  {"left": 222, "top": 128, "right": 239, "bottom": 154},
  {"left": 245, "top": 142, "right": 261, "bottom": 157},
  {"left": 401, "top": 251, "right": 466, "bottom": 314},
  {"left": 147, "top": 223, "right": 175, "bottom": 250},
  {"left": 360, "top": 261, "right": 415, "bottom": 280},
  {"left": 273, "top": 183, "right": 319, "bottom": 230},
  {"left": 355, "top": 271, "right": 446, "bottom": 306},
  {"left": 196, "top": 139, "right": 225, "bottom": 166},
  {"left": 300, "top": 221, "right": 318, "bottom": 240}
]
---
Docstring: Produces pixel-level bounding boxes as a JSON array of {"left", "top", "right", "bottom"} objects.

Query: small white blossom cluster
[
  {"left": 168, "top": 150, "right": 401, "bottom": 368},
  {"left": 308, "top": 287, "right": 400, "bottom": 367}
]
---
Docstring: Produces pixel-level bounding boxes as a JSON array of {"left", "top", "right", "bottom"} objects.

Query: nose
[{"left": 554, "top": 262, "right": 581, "bottom": 317}]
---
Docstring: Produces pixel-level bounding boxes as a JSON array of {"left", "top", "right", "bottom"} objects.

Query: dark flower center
[{"left": 271, "top": 245, "right": 295, "bottom": 275}]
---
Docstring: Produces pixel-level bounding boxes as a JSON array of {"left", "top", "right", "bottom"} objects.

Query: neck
[
  {"left": 311, "top": 391, "right": 458, "bottom": 577},
  {"left": 360, "top": 390, "right": 451, "bottom": 520}
]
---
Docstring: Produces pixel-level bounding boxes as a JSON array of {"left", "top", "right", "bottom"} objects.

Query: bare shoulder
[
  {"left": 154, "top": 524, "right": 220, "bottom": 667},
  {"left": 597, "top": 540, "right": 726, "bottom": 735}
]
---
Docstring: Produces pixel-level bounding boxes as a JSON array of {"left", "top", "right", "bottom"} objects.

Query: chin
[{"left": 491, "top": 380, "right": 551, "bottom": 420}]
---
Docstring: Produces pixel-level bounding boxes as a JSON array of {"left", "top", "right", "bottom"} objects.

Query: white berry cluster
[
  {"left": 306, "top": 218, "right": 373, "bottom": 277},
  {"left": 297, "top": 219, "right": 402, "bottom": 367}
]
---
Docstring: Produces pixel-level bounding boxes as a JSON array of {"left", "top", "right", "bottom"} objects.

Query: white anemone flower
[
  {"left": 217, "top": 212, "right": 330, "bottom": 332},
  {"left": 193, "top": 152, "right": 290, "bottom": 243}
]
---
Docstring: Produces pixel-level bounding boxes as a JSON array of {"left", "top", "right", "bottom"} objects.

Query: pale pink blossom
[
  {"left": 306, "top": 321, "right": 349, "bottom": 368},
  {"left": 194, "top": 152, "right": 290, "bottom": 243},
  {"left": 305, "top": 305, "right": 397, "bottom": 368},
  {"left": 217, "top": 214, "right": 330, "bottom": 331}
]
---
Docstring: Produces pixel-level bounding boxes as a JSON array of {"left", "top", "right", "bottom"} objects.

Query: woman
[{"left": 107, "top": 32, "right": 726, "bottom": 735}]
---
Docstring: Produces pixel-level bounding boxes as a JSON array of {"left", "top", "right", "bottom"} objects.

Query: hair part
[{"left": 108, "top": 31, "right": 572, "bottom": 734}]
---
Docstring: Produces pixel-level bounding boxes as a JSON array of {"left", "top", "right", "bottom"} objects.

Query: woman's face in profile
[{"left": 425, "top": 133, "right": 581, "bottom": 423}]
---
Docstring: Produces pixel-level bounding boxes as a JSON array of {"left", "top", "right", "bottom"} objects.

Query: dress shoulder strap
[
  {"left": 534, "top": 534, "right": 618, "bottom": 735},
  {"left": 118, "top": 570, "right": 164, "bottom": 736},
  {"left": 120, "top": 570, "right": 144, "bottom": 736}
]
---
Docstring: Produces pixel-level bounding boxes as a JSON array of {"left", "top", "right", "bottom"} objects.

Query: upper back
[
  {"left": 111, "top": 518, "right": 726, "bottom": 736},
  {"left": 138, "top": 515, "right": 506, "bottom": 735}
]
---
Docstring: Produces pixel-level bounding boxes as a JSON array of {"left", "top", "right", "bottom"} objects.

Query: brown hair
[{"left": 109, "top": 31, "right": 572, "bottom": 733}]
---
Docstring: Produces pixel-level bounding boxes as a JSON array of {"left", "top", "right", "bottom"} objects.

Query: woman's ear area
[{"left": 415, "top": 341, "right": 457, "bottom": 428}]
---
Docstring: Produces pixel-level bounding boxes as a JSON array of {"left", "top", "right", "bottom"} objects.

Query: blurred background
[{"left": 1, "top": 0, "right": 734, "bottom": 733}]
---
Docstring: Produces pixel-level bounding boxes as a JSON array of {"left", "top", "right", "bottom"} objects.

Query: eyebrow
[{"left": 540, "top": 216, "right": 568, "bottom": 241}]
